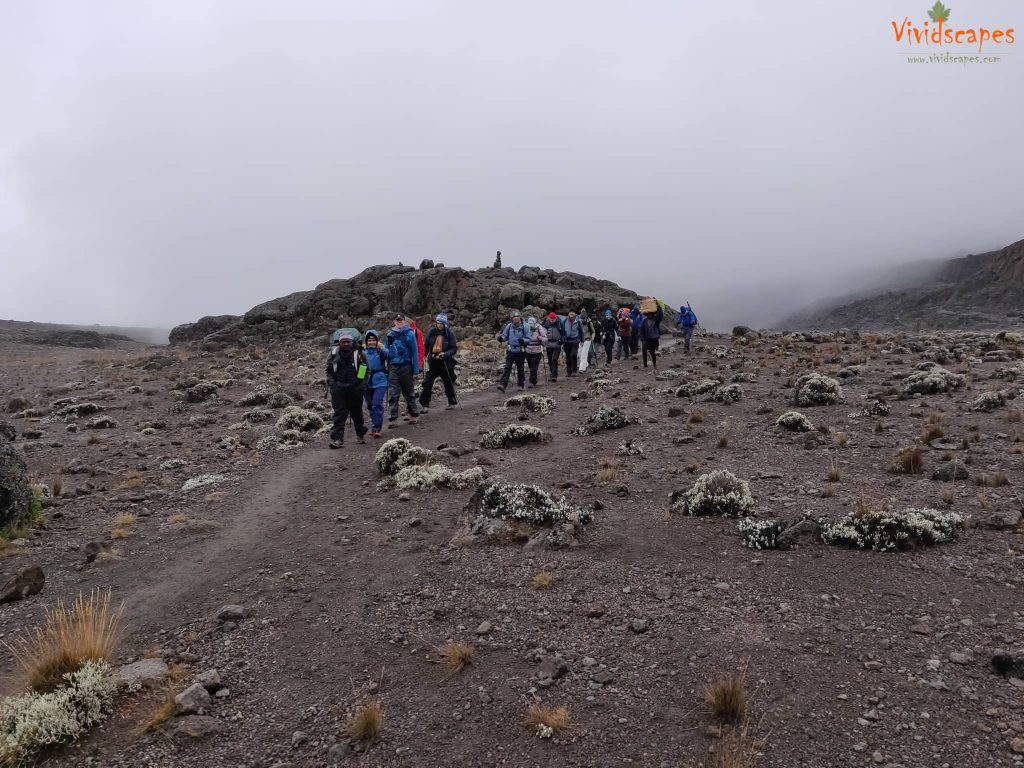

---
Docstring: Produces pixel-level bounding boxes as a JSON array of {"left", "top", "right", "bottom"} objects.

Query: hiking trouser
[
  {"left": 630, "top": 334, "right": 640, "bottom": 354},
  {"left": 603, "top": 334, "right": 615, "bottom": 364},
  {"left": 642, "top": 338, "right": 660, "bottom": 368},
  {"left": 587, "top": 340, "right": 597, "bottom": 367},
  {"left": 499, "top": 351, "right": 526, "bottom": 388},
  {"left": 683, "top": 326, "right": 694, "bottom": 352},
  {"left": 331, "top": 386, "right": 367, "bottom": 441},
  {"left": 563, "top": 341, "right": 580, "bottom": 376},
  {"left": 363, "top": 385, "right": 386, "bottom": 433},
  {"left": 546, "top": 346, "right": 561, "bottom": 381},
  {"left": 527, "top": 353, "right": 542, "bottom": 385},
  {"left": 388, "top": 363, "right": 419, "bottom": 419},
  {"left": 615, "top": 336, "right": 631, "bottom": 359},
  {"left": 419, "top": 358, "right": 457, "bottom": 407}
]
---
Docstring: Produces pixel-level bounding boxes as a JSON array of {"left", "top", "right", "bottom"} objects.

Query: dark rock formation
[{"left": 170, "top": 264, "right": 641, "bottom": 347}]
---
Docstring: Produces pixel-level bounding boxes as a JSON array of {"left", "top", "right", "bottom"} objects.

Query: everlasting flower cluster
[
  {"left": 821, "top": 507, "right": 964, "bottom": 551},
  {"left": 0, "top": 660, "right": 115, "bottom": 767},
  {"left": 902, "top": 363, "right": 965, "bottom": 395},
  {"left": 275, "top": 406, "right": 325, "bottom": 433},
  {"left": 861, "top": 399, "right": 890, "bottom": 417},
  {"left": 239, "top": 383, "right": 279, "bottom": 406},
  {"left": 738, "top": 518, "right": 785, "bottom": 550},
  {"left": 794, "top": 372, "right": 842, "bottom": 406},
  {"left": 836, "top": 365, "right": 863, "bottom": 380},
  {"left": 674, "top": 379, "right": 721, "bottom": 399},
  {"left": 242, "top": 408, "right": 273, "bottom": 424},
  {"left": 671, "top": 470, "right": 754, "bottom": 517},
  {"left": 480, "top": 424, "right": 549, "bottom": 449},
  {"left": 159, "top": 458, "right": 188, "bottom": 470},
  {"left": 712, "top": 384, "right": 743, "bottom": 404},
  {"left": 971, "top": 390, "right": 1007, "bottom": 412},
  {"left": 181, "top": 474, "right": 225, "bottom": 492},
  {"left": 388, "top": 464, "right": 486, "bottom": 491},
  {"left": 374, "top": 438, "right": 432, "bottom": 476},
  {"left": 572, "top": 406, "right": 634, "bottom": 436},
  {"left": 503, "top": 394, "right": 556, "bottom": 413},
  {"left": 469, "top": 480, "right": 593, "bottom": 527},
  {"left": 185, "top": 381, "right": 219, "bottom": 403},
  {"left": 776, "top": 411, "right": 813, "bottom": 432}
]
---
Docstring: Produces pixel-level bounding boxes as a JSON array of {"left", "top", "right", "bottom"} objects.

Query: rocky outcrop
[
  {"left": 781, "top": 238, "right": 1024, "bottom": 331},
  {"left": 170, "top": 264, "right": 642, "bottom": 347}
]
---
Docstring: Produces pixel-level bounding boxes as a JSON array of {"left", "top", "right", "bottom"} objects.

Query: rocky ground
[{"left": 1, "top": 328, "right": 1023, "bottom": 768}]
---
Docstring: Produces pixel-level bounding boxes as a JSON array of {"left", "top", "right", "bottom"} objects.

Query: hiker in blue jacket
[
  {"left": 419, "top": 312, "right": 459, "bottom": 411},
  {"left": 676, "top": 303, "right": 698, "bottom": 353},
  {"left": 362, "top": 330, "right": 390, "bottom": 438},
  {"left": 638, "top": 302, "right": 665, "bottom": 369},
  {"left": 629, "top": 304, "right": 643, "bottom": 355},
  {"left": 561, "top": 309, "right": 584, "bottom": 377},
  {"left": 386, "top": 313, "right": 421, "bottom": 424},
  {"left": 497, "top": 309, "right": 529, "bottom": 392}
]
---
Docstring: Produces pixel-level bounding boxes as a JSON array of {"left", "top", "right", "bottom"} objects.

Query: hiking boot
[
  {"left": 420, "top": 405, "right": 430, "bottom": 413},
  {"left": 388, "top": 415, "right": 398, "bottom": 422},
  {"left": 445, "top": 403, "right": 456, "bottom": 410},
  {"left": 517, "top": 385, "right": 525, "bottom": 391},
  {"left": 408, "top": 418, "right": 418, "bottom": 425},
  {"left": 371, "top": 431, "right": 381, "bottom": 439},
  {"left": 497, "top": 385, "right": 506, "bottom": 392},
  {"left": 329, "top": 439, "right": 344, "bottom": 449},
  {"left": 357, "top": 435, "right": 366, "bottom": 444}
]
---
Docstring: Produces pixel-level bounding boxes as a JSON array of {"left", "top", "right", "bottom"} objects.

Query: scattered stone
[
  {"left": 0, "top": 566, "right": 45, "bottom": 603},
  {"left": 475, "top": 620, "right": 493, "bottom": 636},
  {"left": 195, "top": 669, "right": 224, "bottom": 692},
  {"left": 114, "top": 658, "right": 170, "bottom": 689},
  {"left": 948, "top": 651, "right": 973, "bottom": 665},
  {"left": 216, "top": 604, "right": 247, "bottom": 622},
  {"left": 174, "top": 682, "right": 212, "bottom": 715},
  {"left": 630, "top": 618, "right": 649, "bottom": 633},
  {"left": 174, "top": 715, "right": 226, "bottom": 739}
]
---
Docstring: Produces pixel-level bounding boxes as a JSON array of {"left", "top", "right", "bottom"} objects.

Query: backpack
[{"left": 545, "top": 321, "right": 562, "bottom": 346}]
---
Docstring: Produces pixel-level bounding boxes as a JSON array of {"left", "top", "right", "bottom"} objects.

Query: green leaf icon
[{"left": 928, "top": 1, "right": 951, "bottom": 22}]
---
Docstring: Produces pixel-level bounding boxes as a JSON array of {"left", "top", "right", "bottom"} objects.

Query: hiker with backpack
[
  {"left": 579, "top": 309, "right": 596, "bottom": 372},
  {"left": 638, "top": 301, "right": 665, "bottom": 369},
  {"left": 326, "top": 330, "right": 369, "bottom": 448},
  {"left": 524, "top": 315, "right": 547, "bottom": 388},
  {"left": 677, "top": 303, "right": 699, "bottom": 353},
  {"left": 419, "top": 312, "right": 459, "bottom": 411},
  {"left": 561, "top": 309, "right": 584, "bottom": 377},
  {"left": 600, "top": 308, "right": 617, "bottom": 364},
  {"left": 629, "top": 304, "right": 643, "bottom": 356},
  {"left": 497, "top": 309, "right": 529, "bottom": 392},
  {"left": 614, "top": 308, "right": 632, "bottom": 360},
  {"left": 363, "top": 330, "right": 390, "bottom": 438},
  {"left": 386, "top": 313, "right": 421, "bottom": 424},
  {"left": 543, "top": 312, "right": 563, "bottom": 381}
]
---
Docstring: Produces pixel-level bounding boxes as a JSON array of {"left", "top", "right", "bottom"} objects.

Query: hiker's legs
[
  {"left": 630, "top": 334, "right": 639, "bottom": 355},
  {"left": 399, "top": 366, "right": 419, "bottom": 416},
  {"left": 563, "top": 342, "right": 579, "bottom": 375},
  {"left": 683, "top": 326, "right": 693, "bottom": 352},
  {"left": 649, "top": 338, "right": 659, "bottom": 367},
  {"left": 366, "top": 386, "right": 386, "bottom": 432},
  {"left": 346, "top": 388, "right": 367, "bottom": 437},
  {"left": 498, "top": 352, "right": 514, "bottom": 389},
  {"left": 527, "top": 353, "right": 541, "bottom": 385},
  {"left": 439, "top": 361, "right": 458, "bottom": 405},
  {"left": 387, "top": 367, "right": 402, "bottom": 419},
  {"left": 513, "top": 352, "right": 526, "bottom": 387},
  {"left": 604, "top": 335, "right": 615, "bottom": 363},
  {"left": 642, "top": 340, "right": 649, "bottom": 367},
  {"left": 330, "top": 387, "right": 349, "bottom": 441},
  {"left": 547, "top": 347, "right": 560, "bottom": 381},
  {"left": 419, "top": 365, "right": 439, "bottom": 408}
]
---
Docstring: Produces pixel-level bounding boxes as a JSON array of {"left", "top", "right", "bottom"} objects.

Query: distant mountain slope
[
  {"left": 170, "top": 263, "right": 643, "bottom": 347},
  {"left": 780, "top": 239, "right": 1024, "bottom": 331},
  {"left": 0, "top": 319, "right": 165, "bottom": 347}
]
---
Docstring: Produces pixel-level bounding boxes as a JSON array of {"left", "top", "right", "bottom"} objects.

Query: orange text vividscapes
[{"left": 892, "top": 18, "right": 1015, "bottom": 51}]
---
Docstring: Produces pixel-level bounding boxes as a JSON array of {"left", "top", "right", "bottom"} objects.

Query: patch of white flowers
[
  {"left": 712, "top": 384, "right": 743, "bottom": 404},
  {"left": 239, "top": 383, "right": 279, "bottom": 406},
  {"left": 159, "top": 458, "right": 188, "bottom": 470},
  {"left": 275, "top": 406, "right": 325, "bottom": 433},
  {"left": 616, "top": 440, "right": 644, "bottom": 456},
  {"left": 503, "top": 394, "right": 556, "bottom": 413},
  {"left": 535, "top": 724, "right": 555, "bottom": 739},
  {"left": 738, "top": 518, "right": 785, "bottom": 550},
  {"left": 902, "top": 363, "right": 965, "bottom": 395},
  {"left": 675, "top": 379, "right": 721, "bottom": 399},
  {"left": 671, "top": 470, "right": 754, "bottom": 517},
  {"left": 469, "top": 480, "right": 593, "bottom": 527},
  {"left": 572, "top": 406, "right": 635, "bottom": 436},
  {"left": 794, "top": 372, "right": 842, "bottom": 406},
  {"left": 861, "top": 399, "right": 890, "bottom": 417},
  {"left": 821, "top": 507, "right": 964, "bottom": 552},
  {"left": 0, "top": 660, "right": 115, "bottom": 767},
  {"left": 374, "top": 438, "right": 432, "bottom": 476},
  {"left": 181, "top": 474, "right": 225, "bottom": 492},
  {"left": 776, "top": 411, "right": 813, "bottom": 432},
  {"left": 971, "top": 390, "right": 1007, "bottom": 412},
  {"left": 387, "top": 464, "right": 486, "bottom": 491},
  {"left": 481, "top": 424, "right": 549, "bottom": 449}
]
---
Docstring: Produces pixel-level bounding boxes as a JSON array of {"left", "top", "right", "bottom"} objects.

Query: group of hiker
[{"left": 325, "top": 302, "right": 699, "bottom": 448}]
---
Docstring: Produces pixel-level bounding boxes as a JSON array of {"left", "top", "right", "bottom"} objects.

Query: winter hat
[
  {"left": 526, "top": 316, "right": 537, "bottom": 327},
  {"left": 365, "top": 329, "right": 379, "bottom": 341},
  {"left": 511, "top": 310, "right": 522, "bottom": 318},
  {"left": 436, "top": 312, "right": 449, "bottom": 325},
  {"left": 605, "top": 309, "right": 613, "bottom": 318},
  {"left": 548, "top": 312, "right": 557, "bottom": 321}
]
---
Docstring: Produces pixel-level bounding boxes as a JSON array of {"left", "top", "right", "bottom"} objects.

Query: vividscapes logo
[{"left": 892, "top": 2, "right": 1015, "bottom": 52}]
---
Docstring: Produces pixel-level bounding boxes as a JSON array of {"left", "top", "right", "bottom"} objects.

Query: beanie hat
[
  {"left": 605, "top": 309, "right": 613, "bottom": 318},
  {"left": 436, "top": 312, "right": 449, "bottom": 326},
  {"left": 526, "top": 316, "right": 536, "bottom": 327},
  {"left": 511, "top": 310, "right": 522, "bottom": 318},
  {"left": 548, "top": 312, "right": 557, "bottom": 321}
]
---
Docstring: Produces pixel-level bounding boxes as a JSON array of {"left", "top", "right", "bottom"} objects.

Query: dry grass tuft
[
  {"left": 531, "top": 571, "right": 554, "bottom": 590},
  {"left": 920, "top": 424, "right": 944, "bottom": 443},
  {"left": 115, "top": 469, "right": 145, "bottom": 490},
  {"left": 975, "top": 471, "right": 1009, "bottom": 488},
  {"left": 827, "top": 460, "right": 841, "bottom": 483},
  {"left": 718, "top": 434, "right": 729, "bottom": 449},
  {"left": 113, "top": 512, "right": 137, "bottom": 527},
  {"left": 688, "top": 412, "right": 705, "bottom": 425},
  {"left": 597, "top": 466, "right": 618, "bottom": 482},
  {"left": 821, "top": 483, "right": 835, "bottom": 498},
  {"left": 873, "top": 421, "right": 883, "bottom": 434},
  {"left": 834, "top": 432, "right": 849, "bottom": 447},
  {"left": 705, "top": 727, "right": 759, "bottom": 768},
  {"left": 891, "top": 445, "right": 923, "bottom": 475},
  {"left": 168, "top": 513, "right": 189, "bottom": 524},
  {"left": 143, "top": 695, "right": 178, "bottom": 732},
  {"left": 50, "top": 473, "right": 64, "bottom": 498},
  {"left": 347, "top": 699, "right": 384, "bottom": 744},
  {"left": 438, "top": 641, "right": 475, "bottom": 672},
  {"left": 940, "top": 486, "right": 955, "bottom": 506},
  {"left": 704, "top": 666, "right": 748, "bottom": 724},
  {"left": 525, "top": 702, "right": 571, "bottom": 734},
  {"left": 5, "top": 589, "right": 122, "bottom": 692}
]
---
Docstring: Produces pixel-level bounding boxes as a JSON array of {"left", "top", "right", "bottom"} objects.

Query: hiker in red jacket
[{"left": 409, "top": 320, "right": 426, "bottom": 373}]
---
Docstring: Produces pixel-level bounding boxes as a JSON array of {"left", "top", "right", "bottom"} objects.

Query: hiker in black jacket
[
  {"left": 419, "top": 312, "right": 459, "bottom": 410},
  {"left": 325, "top": 334, "right": 369, "bottom": 448},
  {"left": 600, "top": 309, "right": 616, "bottom": 364}
]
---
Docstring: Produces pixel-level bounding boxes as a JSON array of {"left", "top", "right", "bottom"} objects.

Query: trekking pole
[{"left": 439, "top": 355, "right": 463, "bottom": 410}]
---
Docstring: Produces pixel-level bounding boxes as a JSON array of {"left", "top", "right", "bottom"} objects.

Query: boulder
[
  {"left": 418, "top": 259, "right": 434, "bottom": 270},
  {"left": 0, "top": 567, "right": 45, "bottom": 603},
  {"left": 0, "top": 421, "right": 16, "bottom": 441},
  {"left": 776, "top": 518, "right": 822, "bottom": 550},
  {"left": 174, "top": 715, "right": 227, "bottom": 739},
  {"left": 114, "top": 658, "right": 170, "bottom": 689},
  {"left": 0, "top": 440, "right": 33, "bottom": 530},
  {"left": 175, "top": 682, "right": 212, "bottom": 715}
]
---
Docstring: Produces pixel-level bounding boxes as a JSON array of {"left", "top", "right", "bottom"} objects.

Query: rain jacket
[
  {"left": 639, "top": 307, "right": 665, "bottom": 341},
  {"left": 363, "top": 330, "right": 390, "bottom": 388},
  {"left": 499, "top": 321, "right": 530, "bottom": 353},
  {"left": 525, "top": 321, "right": 547, "bottom": 354},
  {"left": 385, "top": 325, "right": 421, "bottom": 374},
  {"left": 677, "top": 305, "right": 698, "bottom": 328}
]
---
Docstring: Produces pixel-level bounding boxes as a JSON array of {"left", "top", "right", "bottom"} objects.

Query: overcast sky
[{"left": 1, "top": 0, "right": 1021, "bottom": 332}]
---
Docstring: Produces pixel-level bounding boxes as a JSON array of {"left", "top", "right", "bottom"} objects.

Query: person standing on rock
[
  {"left": 639, "top": 302, "right": 665, "bottom": 369},
  {"left": 543, "top": 312, "right": 563, "bottom": 381},
  {"left": 524, "top": 315, "right": 547, "bottom": 388},
  {"left": 561, "top": 310, "right": 584, "bottom": 377},
  {"left": 615, "top": 308, "right": 633, "bottom": 360},
  {"left": 386, "top": 314, "right": 421, "bottom": 424},
  {"left": 362, "top": 330, "right": 390, "bottom": 438},
  {"left": 326, "top": 331, "right": 369, "bottom": 448},
  {"left": 497, "top": 310, "right": 529, "bottom": 392},
  {"left": 677, "top": 303, "right": 698, "bottom": 353},
  {"left": 419, "top": 312, "right": 459, "bottom": 411},
  {"left": 600, "top": 309, "right": 617, "bottom": 364}
]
